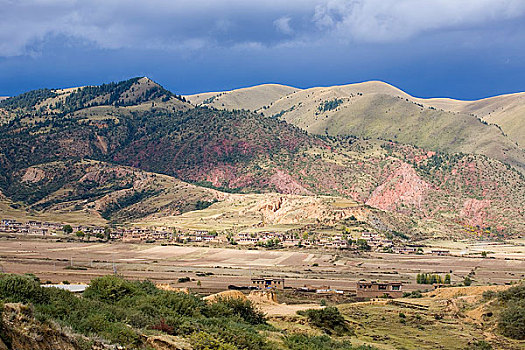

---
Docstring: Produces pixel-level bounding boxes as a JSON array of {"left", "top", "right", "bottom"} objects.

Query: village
[{"left": 0, "top": 217, "right": 451, "bottom": 256}]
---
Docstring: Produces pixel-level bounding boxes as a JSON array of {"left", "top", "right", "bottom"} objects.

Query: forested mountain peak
[{"left": 0, "top": 77, "right": 187, "bottom": 118}]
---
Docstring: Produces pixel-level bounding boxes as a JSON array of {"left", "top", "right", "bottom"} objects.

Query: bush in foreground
[
  {"left": 0, "top": 274, "right": 49, "bottom": 304},
  {"left": 0, "top": 274, "right": 270, "bottom": 349},
  {"left": 298, "top": 306, "right": 353, "bottom": 336},
  {"left": 205, "top": 297, "right": 266, "bottom": 325},
  {"left": 283, "top": 334, "right": 374, "bottom": 350},
  {"left": 497, "top": 283, "right": 525, "bottom": 340}
]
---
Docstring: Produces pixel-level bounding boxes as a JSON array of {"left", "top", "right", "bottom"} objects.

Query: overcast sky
[{"left": 1, "top": 0, "right": 524, "bottom": 99}]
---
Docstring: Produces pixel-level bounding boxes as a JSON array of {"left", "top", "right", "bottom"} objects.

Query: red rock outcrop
[
  {"left": 269, "top": 169, "right": 312, "bottom": 195},
  {"left": 460, "top": 198, "right": 491, "bottom": 227},
  {"left": 366, "top": 162, "right": 431, "bottom": 211},
  {"left": 21, "top": 167, "right": 46, "bottom": 183}
]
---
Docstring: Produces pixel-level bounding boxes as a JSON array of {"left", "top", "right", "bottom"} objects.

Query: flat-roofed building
[
  {"left": 431, "top": 249, "right": 450, "bottom": 256},
  {"left": 251, "top": 278, "right": 285, "bottom": 290},
  {"left": 356, "top": 281, "right": 403, "bottom": 299}
]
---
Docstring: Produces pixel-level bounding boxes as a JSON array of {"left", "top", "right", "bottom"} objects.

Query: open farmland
[{"left": 1, "top": 239, "right": 523, "bottom": 295}]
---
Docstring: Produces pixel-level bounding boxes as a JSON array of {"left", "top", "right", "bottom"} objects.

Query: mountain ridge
[
  {"left": 185, "top": 81, "right": 525, "bottom": 172},
  {"left": 0, "top": 77, "right": 523, "bottom": 237}
]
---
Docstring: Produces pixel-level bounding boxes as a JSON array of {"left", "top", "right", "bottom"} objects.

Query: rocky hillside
[
  {"left": 2, "top": 160, "right": 222, "bottom": 223},
  {"left": 0, "top": 303, "right": 86, "bottom": 350},
  {"left": 0, "top": 78, "right": 523, "bottom": 236}
]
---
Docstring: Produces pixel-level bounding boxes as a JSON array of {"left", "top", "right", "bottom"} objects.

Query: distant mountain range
[{"left": 0, "top": 77, "right": 523, "bottom": 237}]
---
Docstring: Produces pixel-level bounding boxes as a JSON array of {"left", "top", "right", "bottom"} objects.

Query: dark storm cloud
[
  {"left": 0, "top": 0, "right": 317, "bottom": 55},
  {"left": 1, "top": 1, "right": 524, "bottom": 99},
  {"left": 2, "top": 0, "right": 524, "bottom": 56}
]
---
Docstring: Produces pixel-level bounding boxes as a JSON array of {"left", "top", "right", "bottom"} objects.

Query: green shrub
[
  {"left": 283, "top": 334, "right": 375, "bottom": 350},
  {"left": 147, "top": 290, "right": 204, "bottom": 317},
  {"left": 403, "top": 290, "right": 423, "bottom": 298},
  {"left": 0, "top": 274, "right": 49, "bottom": 304},
  {"left": 482, "top": 290, "right": 497, "bottom": 300},
  {"left": 190, "top": 331, "right": 238, "bottom": 350},
  {"left": 298, "top": 307, "right": 353, "bottom": 336},
  {"left": 193, "top": 318, "right": 270, "bottom": 350},
  {"left": 472, "top": 340, "right": 493, "bottom": 350},
  {"left": 205, "top": 297, "right": 266, "bottom": 325},
  {"left": 83, "top": 275, "right": 138, "bottom": 302},
  {"left": 496, "top": 283, "right": 525, "bottom": 340},
  {"left": 463, "top": 276, "right": 472, "bottom": 286},
  {"left": 498, "top": 284, "right": 525, "bottom": 303},
  {"left": 498, "top": 300, "right": 525, "bottom": 340}
]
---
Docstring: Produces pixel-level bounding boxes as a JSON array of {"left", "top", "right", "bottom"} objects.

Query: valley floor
[{"left": 1, "top": 238, "right": 523, "bottom": 294}]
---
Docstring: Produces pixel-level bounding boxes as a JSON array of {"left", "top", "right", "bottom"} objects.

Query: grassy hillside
[
  {"left": 263, "top": 88, "right": 525, "bottom": 173},
  {"left": 417, "top": 92, "right": 525, "bottom": 147},
  {"left": 336, "top": 284, "right": 525, "bottom": 349},
  {"left": 186, "top": 81, "right": 525, "bottom": 174},
  {"left": 186, "top": 83, "right": 299, "bottom": 111}
]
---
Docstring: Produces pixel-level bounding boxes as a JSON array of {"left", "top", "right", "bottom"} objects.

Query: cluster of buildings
[
  {"left": 237, "top": 231, "right": 390, "bottom": 250},
  {"left": 0, "top": 218, "right": 450, "bottom": 256},
  {"left": 0, "top": 219, "right": 113, "bottom": 238},
  {"left": 237, "top": 231, "right": 299, "bottom": 246},
  {"left": 248, "top": 277, "right": 403, "bottom": 299},
  {"left": 0, "top": 219, "right": 61, "bottom": 236},
  {"left": 359, "top": 232, "right": 393, "bottom": 250}
]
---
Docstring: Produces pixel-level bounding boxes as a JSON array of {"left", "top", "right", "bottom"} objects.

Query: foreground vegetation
[
  {"left": 0, "top": 274, "right": 374, "bottom": 349},
  {"left": 487, "top": 283, "right": 525, "bottom": 340}
]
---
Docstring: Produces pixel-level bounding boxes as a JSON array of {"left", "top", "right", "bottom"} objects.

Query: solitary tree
[
  {"left": 104, "top": 226, "right": 112, "bottom": 240},
  {"left": 75, "top": 231, "right": 85, "bottom": 240},
  {"left": 63, "top": 224, "right": 73, "bottom": 234},
  {"left": 464, "top": 276, "right": 472, "bottom": 286},
  {"left": 356, "top": 239, "right": 371, "bottom": 251}
]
